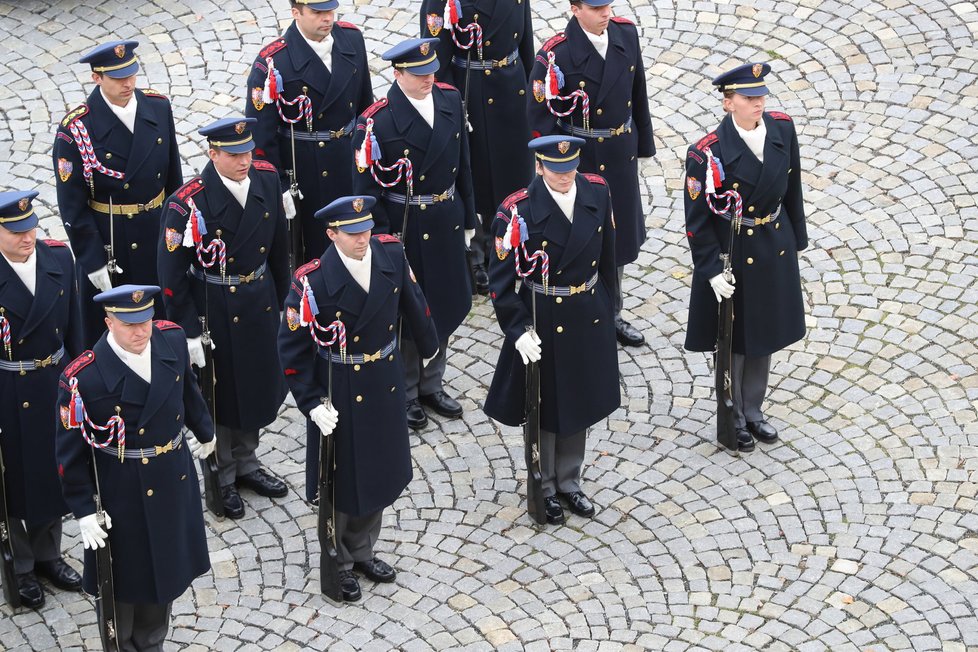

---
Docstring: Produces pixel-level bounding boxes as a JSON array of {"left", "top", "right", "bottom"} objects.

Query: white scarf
[
  {"left": 2, "top": 249, "right": 37, "bottom": 295},
  {"left": 583, "top": 28, "right": 609, "bottom": 59},
  {"left": 101, "top": 88, "right": 137, "bottom": 133},
  {"left": 403, "top": 91, "right": 435, "bottom": 128},
  {"left": 107, "top": 332, "right": 152, "bottom": 383},
  {"left": 218, "top": 172, "right": 251, "bottom": 208},
  {"left": 733, "top": 118, "right": 767, "bottom": 162},
  {"left": 543, "top": 177, "right": 578, "bottom": 223},
  {"left": 301, "top": 31, "right": 333, "bottom": 71},
  {"left": 336, "top": 242, "right": 372, "bottom": 292}
]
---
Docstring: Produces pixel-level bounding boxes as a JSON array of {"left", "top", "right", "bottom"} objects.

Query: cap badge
[
  {"left": 235, "top": 121, "right": 246, "bottom": 135},
  {"left": 114, "top": 44, "right": 127, "bottom": 59},
  {"left": 557, "top": 141, "right": 570, "bottom": 154},
  {"left": 752, "top": 63, "right": 763, "bottom": 78},
  {"left": 352, "top": 198, "right": 364, "bottom": 213},
  {"left": 17, "top": 198, "right": 29, "bottom": 211},
  {"left": 131, "top": 290, "right": 144, "bottom": 304},
  {"left": 419, "top": 42, "right": 431, "bottom": 56}
]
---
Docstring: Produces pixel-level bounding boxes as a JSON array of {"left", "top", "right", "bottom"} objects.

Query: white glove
[
  {"left": 514, "top": 330, "right": 542, "bottom": 365},
  {"left": 311, "top": 401, "right": 339, "bottom": 438},
  {"left": 188, "top": 434, "right": 217, "bottom": 460},
  {"left": 709, "top": 273, "right": 736, "bottom": 302},
  {"left": 283, "top": 191, "right": 297, "bottom": 220},
  {"left": 87, "top": 266, "right": 116, "bottom": 292},
  {"left": 186, "top": 336, "right": 207, "bottom": 368},
  {"left": 78, "top": 512, "right": 112, "bottom": 550},
  {"left": 464, "top": 229, "right": 475, "bottom": 248}
]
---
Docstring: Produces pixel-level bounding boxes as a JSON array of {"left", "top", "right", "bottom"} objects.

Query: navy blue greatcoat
[
  {"left": 484, "top": 174, "right": 620, "bottom": 435},
  {"left": 526, "top": 17, "right": 654, "bottom": 266},
  {"left": 683, "top": 111, "right": 808, "bottom": 357},
  {"left": 0, "top": 240, "right": 81, "bottom": 525},
  {"left": 53, "top": 88, "right": 183, "bottom": 345},
  {"left": 246, "top": 21, "right": 374, "bottom": 263},
  {"left": 56, "top": 323, "right": 214, "bottom": 604},
  {"left": 277, "top": 236, "right": 438, "bottom": 513},
  {"left": 158, "top": 161, "right": 290, "bottom": 430},
  {"left": 351, "top": 82, "right": 477, "bottom": 342}
]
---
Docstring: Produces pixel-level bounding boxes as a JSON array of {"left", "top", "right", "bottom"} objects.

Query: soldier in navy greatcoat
[
  {"left": 55, "top": 285, "right": 215, "bottom": 650},
  {"left": 158, "top": 117, "right": 291, "bottom": 518},
  {"left": 351, "top": 38, "right": 477, "bottom": 430},
  {"left": 246, "top": 0, "right": 374, "bottom": 267},
  {"left": 0, "top": 191, "right": 83, "bottom": 608},
  {"left": 526, "top": 0, "right": 654, "bottom": 347},
  {"left": 52, "top": 40, "right": 183, "bottom": 347},
  {"left": 278, "top": 196, "right": 439, "bottom": 601},
  {"left": 484, "top": 137, "right": 620, "bottom": 525},
  {"left": 420, "top": 0, "right": 536, "bottom": 294},
  {"left": 683, "top": 63, "right": 808, "bottom": 451}
]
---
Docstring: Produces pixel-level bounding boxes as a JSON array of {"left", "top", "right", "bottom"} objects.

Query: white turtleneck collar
[
  {"left": 2, "top": 248, "right": 37, "bottom": 295},
  {"left": 107, "top": 331, "right": 152, "bottom": 383},
  {"left": 733, "top": 117, "right": 767, "bottom": 162},
  {"left": 583, "top": 28, "right": 608, "bottom": 59},
  {"left": 300, "top": 30, "right": 333, "bottom": 71},
  {"left": 335, "top": 241, "right": 372, "bottom": 293},
  {"left": 218, "top": 171, "right": 251, "bottom": 208},
  {"left": 543, "top": 176, "right": 578, "bottom": 223},
  {"left": 101, "top": 88, "right": 137, "bottom": 133},
  {"left": 402, "top": 90, "right": 435, "bottom": 128}
]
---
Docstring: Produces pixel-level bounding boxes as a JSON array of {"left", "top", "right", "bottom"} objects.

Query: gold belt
[
  {"left": 753, "top": 213, "right": 776, "bottom": 226},
  {"left": 88, "top": 189, "right": 165, "bottom": 215}
]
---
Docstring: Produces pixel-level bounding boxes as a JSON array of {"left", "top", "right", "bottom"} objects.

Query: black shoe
[
  {"left": 406, "top": 399, "right": 428, "bottom": 430},
  {"left": 221, "top": 484, "right": 246, "bottom": 519},
  {"left": 236, "top": 468, "right": 288, "bottom": 498},
  {"left": 419, "top": 391, "right": 463, "bottom": 418},
  {"left": 544, "top": 495, "right": 565, "bottom": 525},
  {"left": 353, "top": 557, "right": 397, "bottom": 583},
  {"left": 736, "top": 427, "right": 755, "bottom": 453},
  {"left": 747, "top": 420, "right": 779, "bottom": 443},
  {"left": 558, "top": 491, "right": 596, "bottom": 518},
  {"left": 16, "top": 572, "right": 44, "bottom": 609},
  {"left": 614, "top": 316, "right": 645, "bottom": 347},
  {"left": 472, "top": 263, "right": 489, "bottom": 296},
  {"left": 34, "top": 558, "right": 82, "bottom": 592},
  {"left": 338, "top": 569, "right": 362, "bottom": 602}
]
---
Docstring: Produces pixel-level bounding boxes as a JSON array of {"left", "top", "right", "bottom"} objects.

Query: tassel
[
  {"left": 262, "top": 58, "right": 283, "bottom": 104},
  {"left": 69, "top": 380, "right": 85, "bottom": 428},
  {"left": 355, "top": 119, "right": 382, "bottom": 170},
  {"left": 183, "top": 198, "right": 207, "bottom": 247},
  {"left": 299, "top": 277, "right": 319, "bottom": 326},
  {"left": 545, "top": 52, "right": 564, "bottom": 99},
  {"left": 444, "top": 0, "right": 461, "bottom": 28}
]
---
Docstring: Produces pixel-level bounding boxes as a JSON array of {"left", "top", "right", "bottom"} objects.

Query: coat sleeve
[
  {"left": 182, "top": 348, "right": 215, "bottom": 444},
  {"left": 398, "top": 248, "right": 439, "bottom": 358},
  {"left": 163, "top": 102, "right": 184, "bottom": 195},
  {"left": 267, "top": 180, "right": 291, "bottom": 306},
  {"left": 53, "top": 123, "right": 105, "bottom": 275},
  {"left": 55, "top": 374, "right": 98, "bottom": 519},
  {"left": 597, "top": 185, "right": 617, "bottom": 296},
  {"left": 277, "top": 276, "right": 324, "bottom": 415},
  {"left": 784, "top": 122, "right": 807, "bottom": 251},
  {"left": 526, "top": 52, "right": 558, "bottom": 139},
  {"left": 246, "top": 57, "right": 289, "bottom": 193},
  {"left": 157, "top": 200, "right": 201, "bottom": 337},
  {"left": 63, "top": 249, "right": 84, "bottom": 359},
  {"left": 684, "top": 149, "right": 723, "bottom": 282},
  {"left": 351, "top": 117, "right": 392, "bottom": 234},
  {"left": 488, "top": 210, "right": 533, "bottom": 342},
  {"left": 629, "top": 27, "right": 654, "bottom": 158},
  {"left": 353, "top": 32, "right": 375, "bottom": 113},
  {"left": 519, "top": 0, "right": 535, "bottom": 81},
  {"left": 454, "top": 92, "right": 478, "bottom": 228}
]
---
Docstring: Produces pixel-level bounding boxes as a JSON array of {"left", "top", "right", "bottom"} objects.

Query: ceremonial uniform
[
  {"left": 683, "top": 63, "right": 807, "bottom": 449},
  {"left": 56, "top": 286, "right": 213, "bottom": 649},
  {"left": 52, "top": 41, "right": 183, "bottom": 346},
  {"left": 0, "top": 191, "right": 83, "bottom": 608},
  {"left": 278, "top": 196, "right": 438, "bottom": 601},
  {"left": 351, "top": 38, "right": 476, "bottom": 427},
  {"left": 526, "top": 5, "right": 653, "bottom": 345},
  {"left": 420, "top": 0, "right": 535, "bottom": 288},
  {"left": 484, "top": 137, "right": 619, "bottom": 524},
  {"left": 246, "top": 9, "right": 373, "bottom": 265}
]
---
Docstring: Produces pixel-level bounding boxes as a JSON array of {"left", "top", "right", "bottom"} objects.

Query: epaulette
[
  {"left": 64, "top": 351, "right": 95, "bottom": 379},
  {"left": 252, "top": 159, "right": 277, "bottom": 173},
  {"left": 154, "top": 320, "right": 182, "bottom": 331},
  {"left": 501, "top": 188, "right": 529, "bottom": 210},
  {"left": 259, "top": 39, "right": 287, "bottom": 59},
  {"left": 361, "top": 98, "right": 388, "bottom": 119},
  {"left": 141, "top": 88, "right": 167, "bottom": 99},
  {"left": 582, "top": 173, "right": 607, "bottom": 186},
  {"left": 769, "top": 111, "right": 792, "bottom": 122},
  {"left": 294, "top": 258, "right": 320, "bottom": 280},
  {"left": 611, "top": 16, "right": 635, "bottom": 25},
  {"left": 435, "top": 82, "right": 458, "bottom": 93},
  {"left": 541, "top": 33, "right": 566, "bottom": 52},
  {"left": 335, "top": 20, "right": 360, "bottom": 31},
  {"left": 176, "top": 177, "right": 205, "bottom": 203},
  {"left": 61, "top": 104, "right": 89, "bottom": 128},
  {"left": 694, "top": 132, "right": 718, "bottom": 151},
  {"left": 43, "top": 239, "right": 67, "bottom": 247},
  {"left": 374, "top": 234, "right": 401, "bottom": 244}
]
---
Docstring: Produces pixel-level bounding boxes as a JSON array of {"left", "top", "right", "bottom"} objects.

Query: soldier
[
  {"left": 0, "top": 191, "right": 83, "bottom": 608},
  {"left": 526, "top": 0, "right": 654, "bottom": 347},
  {"left": 55, "top": 285, "right": 216, "bottom": 649},
  {"left": 683, "top": 63, "right": 807, "bottom": 451},
  {"left": 158, "top": 117, "right": 291, "bottom": 518},
  {"left": 484, "top": 136, "right": 620, "bottom": 524},
  {"left": 53, "top": 40, "right": 183, "bottom": 346},
  {"left": 351, "top": 37, "right": 477, "bottom": 429},
  {"left": 246, "top": 0, "right": 374, "bottom": 267},
  {"left": 420, "top": 0, "right": 536, "bottom": 294},
  {"left": 278, "top": 196, "right": 439, "bottom": 601}
]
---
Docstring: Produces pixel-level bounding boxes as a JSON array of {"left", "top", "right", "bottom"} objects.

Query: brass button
[
  {"left": 514, "top": 32, "right": 518, "bottom": 38},
  {"left": 147, "top": 489, "right": 154, "bottom": 497},
  {"left": 390, "top": 386, "right": 396, "bottom": 392},
  {"left": 393, "top": 288, "right": 399, "bottom": 294},
  {"left": 775, "top": 223, "right": 781, "bottom": 230},
  {"left": 230, "top": 286, "right": 237, "bottom": 294},
  {"left": 594, "top": 319, "right": 599, "bottom": 324},
  {"left": 599, "top": 165, "right": 605, "bottom": 171},
  {"left": 139, "top": 428, "right": 145, "bottom": 435},
  {"left": 732, "top": 183, "right": 739, "bottom": 189},
  {"left": 175, "top": 375, "right": 180, "bottom": 382},
  {"left": 556, "top": 326, "right": 563, "bottom": 333},
  {"left": 336, "top": 311, "right": 342, "bottom": 318},
  {"left": 597, "top": 226, "right": 602, "bottom": 233},
  {"left": 229, "top": 257, "right": 235, "bottom": 263},
  {"left": 157, "top": 137, "right": 163, "bottom": 144},
  {"left": 22, "top": 401, "right": 29, "bottom": 408},
  {"left": 157, "top": 173, "right": 162, "bottom": 179},
  {"left": 519, "top": 89, "right": 525, "bottom": 96},
  {"left": 260, "top": 246, "right": 267, "bottom": 253},
  {"left": 597, "top": 137, "right": 604, "bottom": 143},
  {"left": 142, "top": 458, "right": 149, "bottom": 465},
  {"left": 404, "top": 149, "right": 410, "bottom": 156},
  {"left": 176, "top": 414, "right": 181, "bottom": 421},
  {"left": 233, "top": 316, "right": 239, "bottom": 323},
  {"left": 748, "top": 206, "right": 755, "bottom": 213},
  {"left": 319, "top": 141, "right": 325, "bottom": 148},
  {"left": 488, "top": 98, "right": 494, "bottom": 104},
  {"left": 353, "top": 336, "right": 360, "bottom": 342},
  {"left": 452, "top": 167, "right": 457, "bottom": 174},
  {"left": 780, "top": 250, "right": 785, "bottom": 256},
  {"left": 788, "top": 168, "right": 793, "bottom": 174},
  {"left": 747, "top": 257, "right": 754, "bottom": 265},
  {"left": 591, "top": 260, "right": 597, "bottom": 267},
  {"left": 485, "top": 39, "right": 491, "bottom": 46},
  {"left": 420, "top": 174, "right": 426, "bottom": 181},
  {"left": 596, "top": 108, "right": 603, "bottom": 116},
  {"left": 131, "top": 243, "right": 138, "bottom": 250},
  {"left": 354, "top": 364, "right": 361, "bottom": 371},
  {"left": 106, "top": 153, "right": 112, "bottom": 159},
  {"left": 629, "top": 65, "right": 635, "bottom": 72},
  {"left": 318, "top": 114, "right": 323, "bottom": 120},
  {"left": 265, "top": 306, "right": 271, "bottom": 312},
  {"left": 181, "top": 474, "right": 187, "bottom": 480},
  {"left": 579, "top": 81, "right": 585, "bottom": 88},
  {"left": 556, "top": 297, "right": 563, "bottom": 304},
  {"left": 542, "top": 240, "right": 548, "bottom": 247},
  {"left": 321, "top": 171, "right": 328, "bottom": 177},
  {"left": 123, "top": 182, "right": 129, "bottom": 189},
  {"left": 627, "top": 100, "right": 632, "bottom": 107},
  {"left": 423, "top": 233, "right": 430, "bottom": 240},
  {"left": 747, "top": 228, "right": 754, "bottom": 236},
  {"left": 454, "top": 225, "right": 460, "bottom": 230},
  {"left": 264, "top": 212, "right": 269, "bottom": 219},
  {"left": 356, "top": 395, "right": 363, "bottom": 402},
  {"left": 389, "top": 324, "right": 394, "bottom": 331},
  {"left": 388, "top": 355, "right": 394, "bottom": 361},
  {"left": 420, "top": 204, "right": 427, "bottom": 211}
]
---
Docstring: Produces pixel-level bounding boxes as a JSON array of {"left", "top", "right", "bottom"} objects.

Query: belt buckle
[
  {"left": 755, "top": 215, "right": 772, "bottom": 226},
  {"left": 493, "top": 58, "right": 506, "bottom": 68},
  {"left": 433, "top": 191, "right": 448, "bottom": 203},
  {"left": 331, "top": 128, "right": 345, "bottom": 139},
  {"left": 610, "top": 124, "right": 625, "bottom": 137},
  {"left": 362, "top": 350, "right": 382, "bottom": 363},
  {"left": 569, "top": 282, "right": 586, "bottom": 296},
  {"left": 154, "top": 441, "right": 173, "bottom": 456},
  {"left": 135, "top": 203, "right": 146, "bottom": 213},
  {"left": 240, "top": 271, "right": 256, "bottom": 284},
  {"left": 34, "top": 355, "right": 52, "bottom": 369}
]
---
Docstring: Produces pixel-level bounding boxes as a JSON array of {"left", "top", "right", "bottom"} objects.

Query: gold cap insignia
[
  {"left": 131, "top": 290, "right": 144, "bottom": 303},
  {"left": 352, "top": 198, "right": 365, "bottom": 213},
  {"left": 235, "top": 121, "right": 246, "bottom": 134},
  {"left": 17, "top": 198, "right": 29, "bottom": 211},
  {"left": 114, "top": 44, "right": 127, "bottom": 59},
  {"left": 557, "top": 141, "right": 570, "bottom": 154},
  {"left": 752, "top": 63, "right": 763, "bottom": 78},
  {"left": 420, "top": 42, "right": 431, "bottom": 56}
]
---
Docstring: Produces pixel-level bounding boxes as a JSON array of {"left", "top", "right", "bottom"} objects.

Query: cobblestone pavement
[{"left": 1, "top": 0, "right": 977, "bottom": 650}]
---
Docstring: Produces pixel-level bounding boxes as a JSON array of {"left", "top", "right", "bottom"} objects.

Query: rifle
[
  {"left": 317, "top": 349, "right": 341, "bottom": 600},
  {"left": 90, "top": 446, "right": 119, "bottom": 651},
  {"left": 104, "top": 197, "right": 119, "bottom": 286},
  {"left": 286, "top": 124, "right": 304, "bottom": 276},
  {"left": 714, "top": 201, "right": 741, "bottom": 452},
  {"left": 196, "top": 315, "right": 224, "bottom": 519},
  {"left": 0, "top": 428, "right": 21, "bottom": 608},
  {"left": 523, "top": 287, "right": 546, "bottom": 525}
]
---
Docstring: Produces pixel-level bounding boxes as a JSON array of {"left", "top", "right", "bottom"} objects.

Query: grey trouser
[
  {"left": 614, "top": 265, "right": 624, "bottom": 316},
  {"left": 215, "top": 425, "right": 261, "bottom": 486},
  {"left": 105, "top": 601, "right": 171, "bottom": 652},
  {"left": 539, "top": 429, "right": 587, "bottom": 497},
  {"left": 334, "top": 509, "right": 383, "bottom": 571},
  {"left": 731, "top": 353, "right": 771, "bottom": 428},
  {"left": 401, "top": 337, "right": 448, "bottom": 400},
  {"left": 9, "top": 518, "right": 62, "bottom": 574}
]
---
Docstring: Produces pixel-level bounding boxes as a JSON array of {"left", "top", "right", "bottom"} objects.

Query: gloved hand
[
  {"left": 87, "top": 265, "right": 120, "bottom": 293},
  {"left": 464, "top": 229, "right": 475, "bottom": 248},
  {"left": 78, "top": 512, "right": 112, "bottom": 550},
  {"left": 311, "top": 401, "right": 339, "bottom": 438},
  {"left": 422, "top": 348, "right": 439, "bottom": 368},
  {"left": 187, "top": 433, "right": 217, "bottom": 460},
  {"left": 514, "top": 330, "right": 542, "bottom": 365},
  {"left": 709, "top": 273, "right": 736, "bottom": 302},
  {"left": 186, "top": 336, "right": 207, "bottom": 368},
  {"left": 282, "top": 191, "right": 297, "bottom": 220}
]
